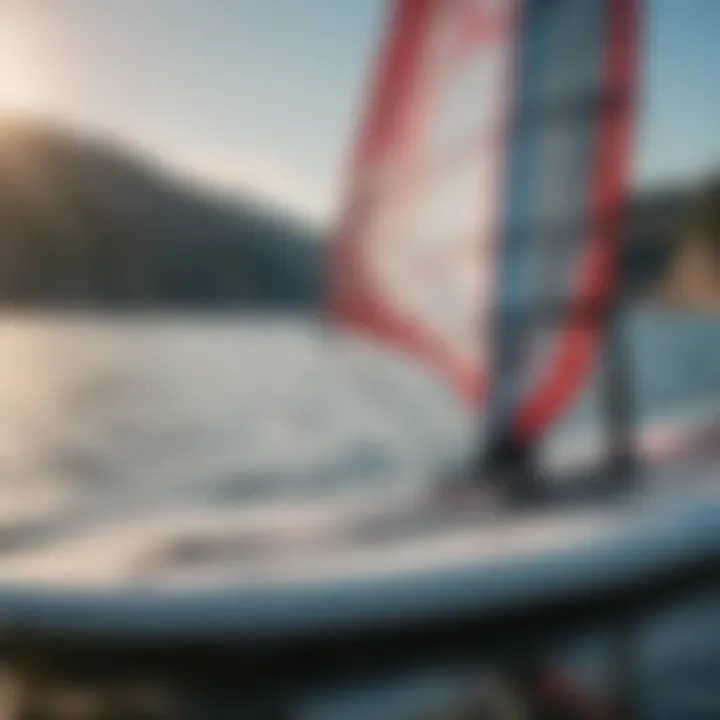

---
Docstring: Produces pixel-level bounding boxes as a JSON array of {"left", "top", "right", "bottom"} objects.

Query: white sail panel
[{"left": 332, "top": 0, "right": 519, "bottom": 403}]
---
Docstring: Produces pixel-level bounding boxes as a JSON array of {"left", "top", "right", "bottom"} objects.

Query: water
[
  {"left": 0, "top": 314, "right": 462, "bottom": 536},
  {"left": 0, "top": 310, "right": 717, "bottom": 566}
]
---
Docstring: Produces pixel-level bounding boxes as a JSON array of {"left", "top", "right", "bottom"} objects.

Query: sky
[{"left": 0, "top": 0, "right": 718, "bottom": 225}]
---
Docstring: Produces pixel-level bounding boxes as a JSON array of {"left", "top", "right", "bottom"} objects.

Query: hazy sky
[{"left": 0, "top": 0, "right": 719, "bottom": 223}]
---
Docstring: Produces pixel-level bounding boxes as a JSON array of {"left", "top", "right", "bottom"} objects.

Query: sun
[{"left": 0, "top": 20, "right": 44, "bottom": 113}]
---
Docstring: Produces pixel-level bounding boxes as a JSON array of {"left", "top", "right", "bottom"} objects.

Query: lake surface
[
  {"left": 0, "top": 314, "right": 464, "bottom": 540},
  {"left": 0, "top": 310, "right": 716, "bottom": 568}
]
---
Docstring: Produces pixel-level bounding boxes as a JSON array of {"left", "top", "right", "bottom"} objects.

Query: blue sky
[{"left": 0, "top": 0, "right": 718, "bottom": 223}]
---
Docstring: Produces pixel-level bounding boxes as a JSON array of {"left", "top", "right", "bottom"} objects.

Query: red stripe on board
[{"left": 515, "top": 0, "right": 642, "bottom": 439}]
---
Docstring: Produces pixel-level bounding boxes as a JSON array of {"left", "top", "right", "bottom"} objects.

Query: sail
[
  {"left": 487, "top": 0, "right": 641, "bottom": 446},
  {"left": 331, "top": 0, "right": 640, "bottom": 439}
]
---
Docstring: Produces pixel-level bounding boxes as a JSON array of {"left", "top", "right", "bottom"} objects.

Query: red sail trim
[
  {"left": 331, "top": 0, "right": 436, "bottom": 380},
  {"left": 331, "top": 1, "right": 481, "bottom": 399},
  {"left": 331, "top": 0, "right": 522, "bottom": 404},
  {"left": 515, "top": 0, "right": 641, "bottom": 439},
  {"left": 350, "top": 0, "right": 430, "bottom": 173}
]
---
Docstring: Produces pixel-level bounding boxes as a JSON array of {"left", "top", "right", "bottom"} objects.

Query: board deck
[{"left": 0, "top": 424, "right": 715, "bottom": 642}]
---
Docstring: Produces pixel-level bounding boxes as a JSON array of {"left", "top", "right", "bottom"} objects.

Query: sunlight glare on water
[{"left": 0, "top": 310, "right": 715, "bottom": 582}]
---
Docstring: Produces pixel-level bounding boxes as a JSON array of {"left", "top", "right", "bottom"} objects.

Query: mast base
[{"left": 480, "top": 435, "right": 546, "bottom": 505}]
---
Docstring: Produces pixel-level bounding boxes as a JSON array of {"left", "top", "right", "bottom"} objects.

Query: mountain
[
  {"left": 0, "top": 119, "right": 324, "bottom": 308},
  {"left": 622, "top": 185, "right": 690, "bottom": 297},
  {"left": 0, "top": 118, "right": 694, "bottom": 311}
]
